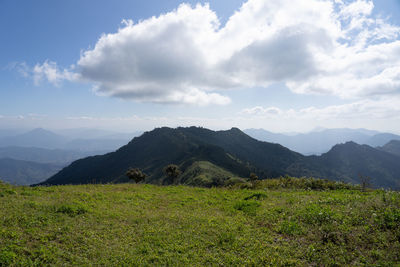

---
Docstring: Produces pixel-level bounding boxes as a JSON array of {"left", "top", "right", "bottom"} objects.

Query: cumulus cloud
[
  {"left": 23, "top": 0, "right": 400, "bottom": 105},
  {"left": 77, "top": 3, "right": 231, "bottom": 105}
]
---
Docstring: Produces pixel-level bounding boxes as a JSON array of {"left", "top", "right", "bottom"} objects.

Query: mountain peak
[
  {"left": 329, "top": 141, "right": 360, "bottom": 151},
  {"left": 229, "top": 127, "right": 242, "bottom": 132}
]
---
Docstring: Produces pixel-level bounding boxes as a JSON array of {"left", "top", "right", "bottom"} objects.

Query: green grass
[
  {"left": 0, "top": 179, "right": 399, "bottom": 266},
  {"left": 179, "top": 161, "right": 246, "bottom": 187}
]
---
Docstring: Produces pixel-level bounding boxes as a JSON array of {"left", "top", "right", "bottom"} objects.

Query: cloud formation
[
  {"left": 26, "top": 0, "right": 400, "bottom": 105},
  {"left": 241, "top": 97, "right": 400, "bottom": 120},
  {"left": 16, "top": 61, "right": 78, "bottom": 86}
]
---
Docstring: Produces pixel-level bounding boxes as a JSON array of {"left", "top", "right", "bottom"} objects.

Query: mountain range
[
  {"left": 0, "top": 128, "right": 139, "bottom": 152},
  {"left": 244, "top": 128, "right": 400, "bottom": 155},
  {"left": 40, "top": 127, "right": 400, "bottom": 190},
  {"left": 378, "top": 140, "right": 400, "bottom": 157},
  {"left": 0, "top": 158, "right": 62, "bottom": 185},
  {"left": 0, "top": 146, "right": 101, "bottom": 164},
  {"left": 0, "top": 128, "right": 141, "bottom": 185}
]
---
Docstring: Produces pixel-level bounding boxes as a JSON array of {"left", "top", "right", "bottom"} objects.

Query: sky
[{"left": 1, "top": 0, "right": 400, "bottom": 133}]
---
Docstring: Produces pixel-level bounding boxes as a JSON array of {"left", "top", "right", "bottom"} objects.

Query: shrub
[
  {"left": 126, "top": 168, "right": 147, "bottom": 183},
  {"left": 376, "top": 208, "right": 400, "bottom": 230},
  {"left": 253, "top": 176, "right": 356, "bottom": 190},
  {"left": 190, "top": 175, "right": 213, "bottom": 187},
  {"left": 249, "top": 173, "right": 258, "bottom": 187},
  {"left": 224, "top": 177, "right": 246, "bottom": 187},
  {"left": 163, "top": 164, "right": 182, "bottom": 184}
]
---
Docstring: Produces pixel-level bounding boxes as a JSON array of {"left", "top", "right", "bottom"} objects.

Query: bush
[
  {"left": 126, "top": 168, "right": 146, "bottom": 183},
  {"left": 224, "top": 177, "right": 246, "bottom": 187},
  {"left": 253, "top": 176, "right": 356, "bottom": 191},
  {"left": 163, "top": 164, "right": 182, "bottom": 184},
  {"left": 190, "top": 175, "right": 213, "bottom": 187},
  {"left": 376, "top": 208, "right": 400, "bottom": 230}
]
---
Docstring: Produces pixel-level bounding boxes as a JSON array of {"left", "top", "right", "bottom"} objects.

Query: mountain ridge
[
  {"left": 244, "top": 128, "right": 400, "bottom": 155},
  {"left": 40, "top": 127, "right": 400, "bottom": 189}
]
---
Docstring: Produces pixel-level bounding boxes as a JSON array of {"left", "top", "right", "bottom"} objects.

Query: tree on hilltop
[
  {"left": 249, "top": 172, "right": 258, "bottom": 187},
  {"left": 164, "top": 164, "right": 182, "bottom": 184},
  {"left": 126, "top": 168, "right": 146, "bottom": 183}
]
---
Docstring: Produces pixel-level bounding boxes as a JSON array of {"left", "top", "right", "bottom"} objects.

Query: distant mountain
[
  {"left": 0, "top": 129, "right": 26, "bottom": 138},
  {"left": 0, "top": 158, "right": 62, "bottom": 185},
  {"left": 291, "top": 142, "right": 400, "bottom": 189},
  {"left": 244, "top": 128, "right": 378, "bottom": 155},
  {"left": 40, "top": 127, "right": 400, "bottom": 189},
  {"left": 64, "top": 138, "right": 130, "bottom": 152},
  {"left": 0, "top": 146, "right": 103, "bottom": 164},
  {"left": 365, "top": 133, "right": 400, "bottom": 147},
  {"left": 378, "top": 140, "right": 400, "bottom": 156},
  {"left": 0, "top": 128, "right": 68, "bottom": 149},
  {"left": 0, "top": 128, "right": 136, "bottom": 152},
  {"left": 53, "top": 128, "right": 141, "bottom": 140}
]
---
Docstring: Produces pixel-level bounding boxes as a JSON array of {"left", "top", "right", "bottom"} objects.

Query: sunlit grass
[{"left": 0, "top": 180, "right": 399, "bottom": 265}]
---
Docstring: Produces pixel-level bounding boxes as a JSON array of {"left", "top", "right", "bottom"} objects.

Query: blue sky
[{"left": 1, "top": 0, "right": 400, "bottom": 133}]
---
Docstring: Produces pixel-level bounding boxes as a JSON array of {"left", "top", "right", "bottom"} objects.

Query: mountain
[
  {"left": 244, "top": 128, "right": 377, "bottom": 155},
  {"left": 40, "top": 127, "right": 304, "bottom": 186},
  {"left": 0, "top": 158, "right": 63, "bottom": 185},
  {"left": 53, "top": 128, "right": 141, "bottom": 140},
  {"left": 0, "top": 128, "right": 136, "bottom": 152},
  {"left": 41, "top": 127, "right": 400, "bottom": 190},
  {"left": 290, "top": 142, "right": 400, "bottom": 189},
  {"left": 174, "top": 127, "right": 302, "bottom": 177},
  {"left": 0, "top": 128, "right": 68, "bottom": 149},
  {"left": 365, "top": 133, "right": 400, "bottom": 147},
  {"left": 244, "top": 128, "right": 400, "bottom": 155},
  {"left": 378, "top": 140, "right": 400, "bottom": 156},
  {"left": 0, "top": 129, "right": 26, "bottom": 138},
  {"left": 0, "top": 146, "right": 103, "bottom": 164}
]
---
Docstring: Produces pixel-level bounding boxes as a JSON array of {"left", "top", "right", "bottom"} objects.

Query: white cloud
[
  {"left": 241, "top": 106, "right": 282, "bottom": 117},
  {"left": 22, "top": 0, "right": 400, "bottom": 105},
  {"left": 77, "top": 3, "right": 230, "bottom": 105},
  {"left": 241, "top": 97, "right": 400, "bottom": 120},
  {"left": 32, "top": 61, "right": 78, "bottom": 86},
  {"left": 14, "top": 60, "right": 78, "bottom": 86}
]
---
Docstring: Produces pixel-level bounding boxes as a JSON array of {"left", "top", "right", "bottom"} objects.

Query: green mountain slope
[
  {"left": 177, "top": 127, "right": 303, "bottom": 177},
  {"left": 40, "top": 127, "right": 400, "bottom": 189},
  {"left": 41, "top": 127, "right": 252, "bottom": 185},
  {"left": 179, "top": 161, "right": 246, "bottom": 187}
]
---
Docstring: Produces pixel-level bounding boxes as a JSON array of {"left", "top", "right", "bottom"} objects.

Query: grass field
[{"left": 0, "top": 179, "right": 399, "bottom": 266}]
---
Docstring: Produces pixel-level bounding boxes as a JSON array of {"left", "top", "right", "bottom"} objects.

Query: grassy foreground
[{"left": 0, "top": 180, "right": 399, "bottom": 266}]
